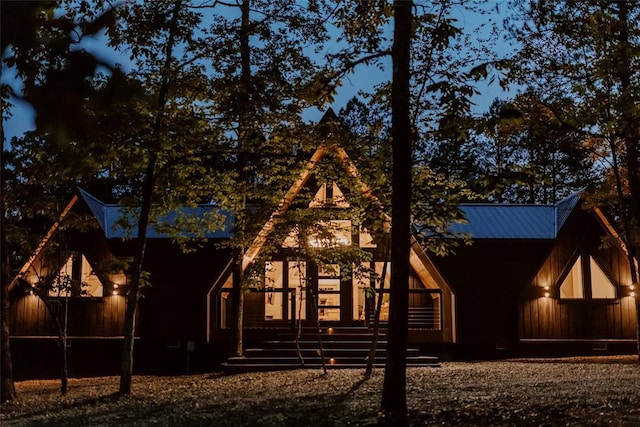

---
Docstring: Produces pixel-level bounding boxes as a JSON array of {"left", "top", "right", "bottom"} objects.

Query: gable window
[
  {"left": 589, "top": 257, "right": 616, "bottom": 299},
  {"left": 49, "top": 253, "right": 104, "bottom": 298},
  {"left": 559, "top": 255, "right": 616, "bottom": 300}
]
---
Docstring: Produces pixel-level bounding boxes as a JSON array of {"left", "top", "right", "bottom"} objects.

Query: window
[
  {"left": 559, "top": 257, "right": 584, "bottom": 299},
  {"left": 264, "top": 261, "right": 284, "bottom": 320},
  {"left": 49, "top": 253, "right": 104, "bottom": 298},
  {"left": 589, "top": 257, "right": 616, "bottom": 299},
  {"left": 559, "top": 255, "right": 616, "bottom": 300},
  {"left": 309, "top": 182, "right": 350, "bottom": 208}
]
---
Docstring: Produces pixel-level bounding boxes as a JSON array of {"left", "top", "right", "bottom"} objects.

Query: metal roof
[
  {"left": 78, "top": 188, "right": 232, "bottom": 239},
  {"left": 79, "top": 187, "right": 583, "bottom": 241},
  {"left": 446, "top": 191, "right": 583, "bottom": 240}
]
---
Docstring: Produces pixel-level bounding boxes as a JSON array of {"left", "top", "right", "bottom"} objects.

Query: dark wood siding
[
  {"left": 432, "top": 239, "right": 553, "bottom": 348},
  {"left": 135, "top": 240, "right": 232, "bottom": 342},
  {"left": 10, "top": 294, "right": 126, "bottom": 337},
  {"left": 519, "top": 210, "right": 636, "bottom": 341}
]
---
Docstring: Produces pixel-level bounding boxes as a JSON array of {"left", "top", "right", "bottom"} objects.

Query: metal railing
[{"left": 367, "top": 289, "right": 442, "bottom": 330}]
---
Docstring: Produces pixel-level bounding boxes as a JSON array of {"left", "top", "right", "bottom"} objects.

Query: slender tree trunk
[
  {"left": 0, "top": 256, "right": 16, "bottom": 403},
  {"left": 365, "top": 242, "right": 390, "bottom": 377},
  {"left": 295, "top": 261, "right": 305, "bottom": 366},
  {"left": 615, "top": 1, "right": 640, "bottom": 362},
  {"left": 36, "top": 294, "right": 69, "bottom": 395},
  {"left": 232, "top": 0, "right": 253, "bottom": 358},
  {"left": 1, "top": 182, "right": 17, "bottom": 402},
  {"left": 309, "top": 271, "right": 327, "bottom": 374},
  {"left": 232, "top": 255, "right": 244, "bottom": 357},
  {"left": 119, "top": 155, "right": 156, "bottom": 395},
  {"left": 60, "top": 294, "right": 69, "bottom": 395},
  {"left": 119, "top": 1, "right": 182, "bottom": 394},
  {"left": 380, "top": 0, "right": 412, "bottom": 423}
]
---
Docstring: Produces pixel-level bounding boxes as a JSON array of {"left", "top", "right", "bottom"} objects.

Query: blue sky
[{"left": 2, "top": 2, "right": 515, "bottom": 143}]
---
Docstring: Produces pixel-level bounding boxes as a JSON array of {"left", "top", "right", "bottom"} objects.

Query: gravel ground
[{"left": 1, "top": 356, "right": 639, "bottom": 426}]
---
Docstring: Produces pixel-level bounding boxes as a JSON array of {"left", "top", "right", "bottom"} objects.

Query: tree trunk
[
  {"left": 119, "top": 1, "right": 182, "bottom": 395},
  {"left": 365, "top": 242, "right": 390, "bottom": 377},
  {"left": 119, "top": 153, "right": 155, "bottom": 395},
  {"left": 309, "top": 273, "right": 327, "bottom": 375},
  {"left": 232, "top": 254, "right": 245, "bottom": 357},
  {"left": 295, "top": 261, "right": 305, "bottom": 366},
  {"left": 61, "top": 295, "right": 69, "bottom": 395},
  {"left": 37, "top": 294, "right": 68, "bottom": 395},
  {"left": 614, "top": 1, "right": 640, "bottom": 362},
  {"left": 231, "top": 0, "right": 253, "bottom": 358},
  {"left": 1, "top": 120, "right": 17, "bottom": 402},
  {"left": 1, "top": 189, "right": 17, "bottom": 402},
  {"left": 380, "top": 0, "right": 412, "bottom": 423}
]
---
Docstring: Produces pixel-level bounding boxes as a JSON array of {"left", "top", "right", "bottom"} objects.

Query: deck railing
[
  {"left": 367, "top": 289, "right": 442, "bottom": 330},
  {"left": 220, "top": 287, "right": 443, "bottom": 330}
]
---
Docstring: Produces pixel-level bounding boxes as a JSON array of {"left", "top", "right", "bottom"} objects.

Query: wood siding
[
  {"left": 432, "top": 239, "right": 553, "bottom": 347},
  {"left": 519, "top": 210, "right": 637, "bottom": 340},
  {"left": 10, "top": 294, "right": 126, "bottom": 337}
]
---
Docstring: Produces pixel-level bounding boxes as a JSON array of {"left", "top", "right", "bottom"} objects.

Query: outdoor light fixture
[
  {"left": 112, "top": 290, "right": 118, "bottom": 296},
  {"left": 327, "top": 327, "right": 334, "bottom": 334},
  {"left": 631, "top": 291, "right": 636, "bottom": 298},
  {"left": 329, "top": 358, "right": 336, "bottom": 365},
  {"left": 544, "top": 292, "right": 550, "bottom": 298},
  {"left": 114, "top": 284, "right": 119, "bottom": 289},
  {"left": 630, "top": 285, "right": 636, "bottom": 290},
  {"left": 544, "top": 286, "right": 550, "bottom": 291}
]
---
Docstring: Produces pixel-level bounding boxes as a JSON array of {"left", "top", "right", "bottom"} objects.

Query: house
[
  {"left": 431, "top": 195, "right": 637, "bottom": 357},
  {"left": 8, "top": 190, "right": 233, "bottom": 378},
  {"left": 8, "top": 136, "right": 637, "bottom": 378}
]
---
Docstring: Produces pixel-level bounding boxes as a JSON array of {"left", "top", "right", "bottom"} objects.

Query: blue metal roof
[
  {"left": 78, "top": 188, "right": 232, "bottom": 239},
  {"left": 449, "top": 204, "right": 557, "bottom": 239},
  {"left": 444, "top": 192, "right": 583, "bottom": 240}
]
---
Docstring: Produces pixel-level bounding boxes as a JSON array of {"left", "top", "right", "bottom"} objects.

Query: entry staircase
[{"left": 222, "top": 326, "right": 439, "bottom": 373}]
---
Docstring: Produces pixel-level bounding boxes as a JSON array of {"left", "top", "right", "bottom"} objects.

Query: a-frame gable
[
  {"left": 9, "top": 195, "right": 79, "bottom": 292},
  {"left": 238, "top": 142, "right": 428, "bottom": 273},
  {"left": 206, "top": 123, "right": 457, "bottom": 343}
]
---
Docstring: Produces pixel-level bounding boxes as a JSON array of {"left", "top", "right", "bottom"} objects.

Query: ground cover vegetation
[{"left": 2, "top": 0, "right": 639, "bottom": 422}]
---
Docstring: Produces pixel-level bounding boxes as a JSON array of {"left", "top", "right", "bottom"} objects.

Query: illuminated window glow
[
  {"left": 559, "top": 257, "right": 584, "bottom": 299},
  {"left": 559, "top": 256, "right": 616, "bottom": 300},
  {"left": 589, "top": 257, "right": 616, "bottom": 299},
  {"left": 49, "top": 254, "right": 103, "bottom": 298}
]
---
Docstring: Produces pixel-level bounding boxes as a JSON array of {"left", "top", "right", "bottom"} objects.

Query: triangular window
[
  {"left": 559, "top": 255, "right": 616, "bottom": 299},
  {"left": 49, "top": 254, "right": 104, "bottom": 298},
  {"left": 309, "top": 182, "right": 350, "bottom": 208},
  {"left": 589, "top": 257, "right": 616, "bottom": 299},
  {"left": 559, "top": 257, "right": 584, "bottom": 299}
]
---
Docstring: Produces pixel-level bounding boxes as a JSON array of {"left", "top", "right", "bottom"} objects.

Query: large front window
[{"left": 263, "top": 261, "right": 307, "bottom": 321}]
